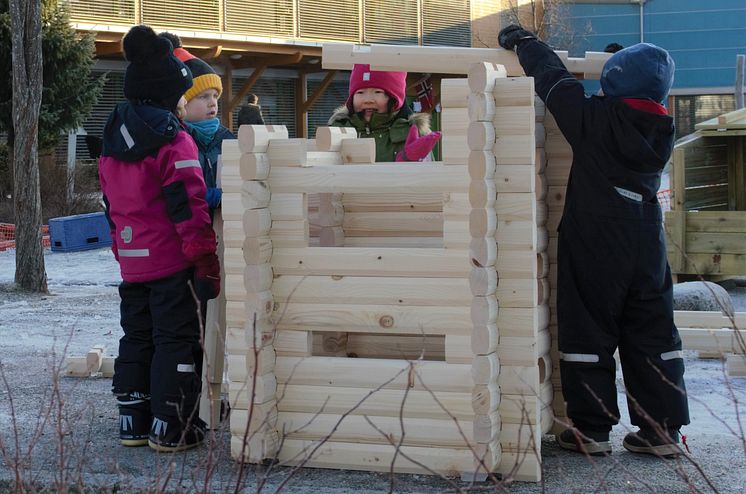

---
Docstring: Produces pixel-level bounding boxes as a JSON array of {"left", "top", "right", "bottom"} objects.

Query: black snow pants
[
  {"left": 557, "top": 201, "right": 690, "bottom": 433},
  {"left": 112, "top": 268, "right": 203, "bottom": 420}
]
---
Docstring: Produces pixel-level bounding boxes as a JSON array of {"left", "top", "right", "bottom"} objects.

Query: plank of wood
[
  {"left": 228, "top": 376, "right": 277, "bottom": 408},
  {"left": 497, "top": 251, "right": 549, "bottom": 280},
  {"left": 493, "top": 135, "right": 535, "bottom": 166},
  {"left": 226, "top": 348, "right": 276, "bottom": 381},
  {"left": 496, "top": 277, "right": 548, "bottom": 308},
  {"left": 267, "top": 138, "right": 308, "bottom": 167},
  {"left": 271, "top": 247, "right": 471, "bottom": 278},
  {"left": 342, "top": 192, "right": 444, "bottom": 212},
  {"left": 228, "top": 401, "right": 278, "bottom": 436},
  {"left": 327, "top": 333, "right": 445, "bottom": 360},
  {"left": 670, "top": 251, "right": 746, "bottom": 276},
  {"left": 499, "top": 364, "right": 545, "bottom": 395},
  {"left": 274, "top": 356, "right": 473, "bottom": 392},
  {"left": 469, "top": 266, "right": 498, "bottom": 296},
  {"left": 440, "top": 78, "right": 470, "bottom": 108},
  {"left": 321, "top": 42, "right": 608, "bottom": 79},
  {"left": 270, "top": 219, "right": 309, "bottom": 247},
  {"left": 685, "top": 232, "right": 746, "bottom": 255},
  {"left": 343, "top": 237, "right": 444, "bottom": 248},
  {"left": 340, "top": 138, "right": 376, "bottom": 164},
  {"left": 272, "top": 303, "right": 471, "bottom": 335},
  {"left": 494, "top": 107, "right": 535, "bottom": 137},
  {"left": 277, "top": 438, "right": 484, "bottom": 476},
  {"left": 468, "top": 62, "right": 507, "bottom": 93},
  {"left": 469, "top": 236, "right": 498, "bottom": 268},
  {"left": 678, "top": 327, "right": 746, "bottom": 354},
  {"left": 267, "top": 193, "right": 307, "bottom": 221},
  {"left": 315, "top": 126, "right": 357, "bottom": 151},
  {"left": 468, "top": 150, "right": 496, "bottom": 180},
  {"left": 469, "top": 179, "right": 497, "bottom": 208},
  {"left": 496, "top": 221, "right": 548, "bottom": 251},
  {"left": 237, "top": 153, "right": 270, "bottom": 181},
  {"left": 237, "top": 125, "right": 289, "bottom": 153},
  {"left": 493, "top": 76, "right": 535, "bottom": 107},
  {"left": 242, "top": 208, "right": 272, "bottom": 237},
  {"left": 268, "top": 163, "right": 468, "bottom": 194},
  {"left": 64, "top": 354, "right": 114, "bottom": 377},
  {"left": 277, "top": 411, "right": 478, "bottom": 448},
  {"left": 230, "top": 431, "right": 280, "bottom": 463},
  {"left": 467, "top": 122, "right": 496, "bottom": 152},
  {"left": 342, "top": 211, "right": 443, "bottom": 237},
  {"left": 240, "top": 237, "right": 273, "bottom": 265},
  {"left": 498, "top": 306, "right": 550, "bottom": 338},
  {"left": 276, "top": 384, "right": 474, "bottom": 419},
  {"left": 674, "top": 311, "right": 746, "bottom": 328},
  {"left": 470, "top": 208, "right": 497, "bottom": 237},
  {"left": 306, "top": 151, "right": 344, "bottom": 166},
  {"left": 271, "top": 275, "right": 471, "bottom": 306},
  {"left": 468, "top": 92, "right": 496, "bottom": 122},
  {"left": 441, "top": 108, "right": 470, "bottom": 165},
  {"left": 498, "top": 330, "right": 552, "bottom": 366},
  {"left": 499, "top": 382, "right": 554, "bottom": 424}
]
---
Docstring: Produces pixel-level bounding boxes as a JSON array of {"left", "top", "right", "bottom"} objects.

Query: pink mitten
[{"left": 395, "top": 125, "right": 442, "bottom": 162}]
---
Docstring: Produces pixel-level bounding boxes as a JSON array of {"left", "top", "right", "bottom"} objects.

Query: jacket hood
[
  {"left": 328, "top": 105, "right": 430, "bottom": 134},
  {"left": 101, "top": 102, "right": 182, "bottom": 162},
  {"left": 604, "top": 98, "right": 674, "bottom": 198}
]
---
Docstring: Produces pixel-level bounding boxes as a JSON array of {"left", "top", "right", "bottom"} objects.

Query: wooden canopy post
[
  {"left": 220, "top": 60, "right": 233, "bottom": 129},
  {"left": 296, "top": 70, "right": 338, "bottom": 138}
]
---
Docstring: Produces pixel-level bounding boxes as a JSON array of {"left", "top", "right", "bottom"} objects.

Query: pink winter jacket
[{"left": 99, "top": 130, "right": 216, "bottom": 283}]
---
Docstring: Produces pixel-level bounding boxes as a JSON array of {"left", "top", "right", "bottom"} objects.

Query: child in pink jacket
[{"left": 99, "top": 25, "right": 219, "bottom": 453}]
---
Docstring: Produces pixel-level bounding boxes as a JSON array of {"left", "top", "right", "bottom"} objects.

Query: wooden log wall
[{"left": 217, "top": 49, "right": 610, "bottom": 481}]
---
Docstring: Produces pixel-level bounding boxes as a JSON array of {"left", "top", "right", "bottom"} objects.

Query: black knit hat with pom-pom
[{"left": 122, "top": 25, "right": 193, "bottom": 110}]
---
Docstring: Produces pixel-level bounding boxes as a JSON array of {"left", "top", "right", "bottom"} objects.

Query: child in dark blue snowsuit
[{"left": 499, "top": 25, "right": 690, "bottom": 457}]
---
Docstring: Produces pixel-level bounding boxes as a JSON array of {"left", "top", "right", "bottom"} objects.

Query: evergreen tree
[{"left": 0, "top": 0, "right": 104, "bottom": 152}]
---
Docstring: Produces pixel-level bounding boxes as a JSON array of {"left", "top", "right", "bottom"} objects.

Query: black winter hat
[{"left": 122, "top": 25, "right": 193, "bottom": 110}]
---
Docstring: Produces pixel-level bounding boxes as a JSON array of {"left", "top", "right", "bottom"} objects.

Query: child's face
[
  {"left": 175, "top": 96, "right": 187, "bottom": 120},
  {"left": 185, "top": 88, "right": 220, "bottom": 121},
  {"left": 352, "top": 87, "right": 390, "bottom": 122}
]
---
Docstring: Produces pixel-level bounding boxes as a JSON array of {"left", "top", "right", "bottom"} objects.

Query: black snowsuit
[{"left": 515, "top": 39, "right": 690, "bottom": 433}]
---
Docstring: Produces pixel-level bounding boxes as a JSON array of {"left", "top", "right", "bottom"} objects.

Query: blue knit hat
[{"left": 600, "top": 43, "right": 675, "bottom": 103}]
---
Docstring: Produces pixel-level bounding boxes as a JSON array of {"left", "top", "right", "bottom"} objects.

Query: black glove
[
  {"left": 498, "top": 24, "right": 537, "bottom": 52},
  {"left": 193, "top": 253, "right": 221, "bottom": 303}
]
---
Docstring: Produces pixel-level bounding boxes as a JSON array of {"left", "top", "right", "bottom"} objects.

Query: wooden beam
[
  {"left": 191, "top": 45, "right": 223, "bottom": 60},
  {"left": 301, "top": 70, "right": 338, "bottom": 112},
  {"left": 95, "top": 41, "right": 123, "bottom": 58},
  {"left": 296, "top": 72, "right": 307, "bottom": 138},
  {"left": 228, "top": 65, "right": 267, "bottom": 111},
  {"left": 221, "top": 60, "right": 234, "bottom": 129}
]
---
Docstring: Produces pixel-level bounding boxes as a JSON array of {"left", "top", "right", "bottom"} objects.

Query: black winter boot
[
  {"left": 148, "top": 415, "right": 206, "bottom": 452},
  {"left": 622, "top": 427, "right": 683, "bottom": 457},
  {"left": 116, "top": 392, "right": 151, "bottom": 447},
  {"left": 557, "top": 427, "right": 612, "bottom": 456}
]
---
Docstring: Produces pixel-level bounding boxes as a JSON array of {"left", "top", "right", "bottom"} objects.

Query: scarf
[{"left": 187, "top": 117, "right": 220, "bottom": 146}]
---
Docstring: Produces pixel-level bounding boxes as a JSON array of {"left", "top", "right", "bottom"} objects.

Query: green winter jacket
[{"left": 328, "top": 105, "right": 430, "bottom": 162}]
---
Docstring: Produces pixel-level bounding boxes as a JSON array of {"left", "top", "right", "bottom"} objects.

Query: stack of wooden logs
[
  {"left": 212, "top": 45, "right": 617, "bottom": 481},
  {"left": 543, "top": 92, "right": 574, "bottom": 430},
  {"left": 463, "top": 62, "right": 554, "bottom": 479}
]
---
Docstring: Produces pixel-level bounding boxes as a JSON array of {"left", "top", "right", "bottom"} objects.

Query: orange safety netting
[
  {"left": 657, "top": 188, "right": 672, "bottom": 212},
  {"left": 0, "top": 223, "right": 50, "bottom": 251}
]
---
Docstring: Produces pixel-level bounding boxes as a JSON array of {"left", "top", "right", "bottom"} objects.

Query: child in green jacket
[{"left": 329, "top": 64, "right": 440, "bottom": 162}]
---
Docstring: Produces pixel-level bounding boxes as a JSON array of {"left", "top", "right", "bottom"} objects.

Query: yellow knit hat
[{"left": 172, "top": 46, "right": 223, "bottom": 102}]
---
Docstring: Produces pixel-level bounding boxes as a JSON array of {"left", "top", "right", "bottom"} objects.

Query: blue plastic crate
[{"left": 49, "top": 212, "right": 112, "bottom": 252}]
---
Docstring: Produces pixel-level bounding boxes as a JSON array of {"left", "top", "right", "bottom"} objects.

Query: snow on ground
[{"left": 0, "top": 247, "right": 122, "bottom": 357}]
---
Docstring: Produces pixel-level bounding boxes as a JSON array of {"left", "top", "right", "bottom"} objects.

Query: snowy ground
[{"left": 0, "top": 247, "right": 745, "bottom": 493}]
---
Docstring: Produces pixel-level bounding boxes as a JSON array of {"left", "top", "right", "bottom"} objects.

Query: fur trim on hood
[{"left": 328, "top": 105, "right": 431, "bottom": 135}]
